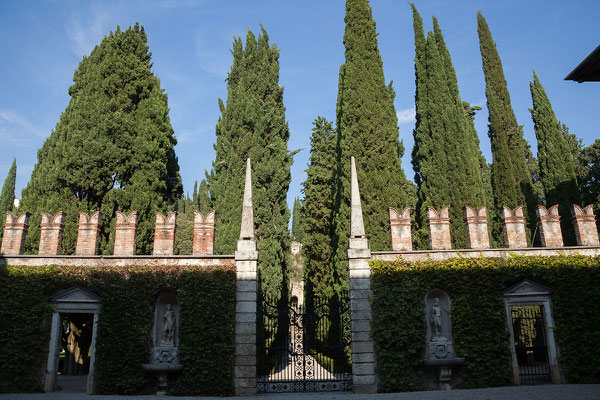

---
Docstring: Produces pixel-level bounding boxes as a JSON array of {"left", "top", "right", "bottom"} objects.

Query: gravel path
[{"left": 1, "top": 385, "right": 600, "bottom": 400}]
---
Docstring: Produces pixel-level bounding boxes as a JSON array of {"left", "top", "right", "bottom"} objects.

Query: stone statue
[
  {"left": 430, "top": 297, "right": 442, "bottom": 338},
  {"left": 161, "top": 304, "right": 175, "bottom": 346}
]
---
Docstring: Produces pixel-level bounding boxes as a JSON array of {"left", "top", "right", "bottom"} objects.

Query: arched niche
[
  {"left": 152, "top": 292, "right": 180, "bottom": 348},
  {"left": 424, "top": 289, "right": 452, "bottom": 343}
]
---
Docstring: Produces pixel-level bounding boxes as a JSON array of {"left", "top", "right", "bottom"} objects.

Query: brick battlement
[{"left": 193, "top": 210, "right": 215, "bottom": 255}]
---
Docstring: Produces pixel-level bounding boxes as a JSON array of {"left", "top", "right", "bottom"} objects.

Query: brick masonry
[
  {"left": 427, "top": 206, "right": 451, "bottom": 250},
  {"left": 501, "top": 206, "right": 528, "bottom": 248},
  {"left": 388, "top": 207, "right": 412, "bottom": 251},
  {"left": 39, "top": 211, "right": 66, "bottom": 255},
  {"left": 114, "top": 211, "right": 138, "bottom": 256},
  {"left": 571, "top": 205, "right": 599, "bottom": 246},
  {"left": 193, "top": 210, "right": 215, "bottom": 255},
  {"left": 76, "top": 211, "right": 102, "bottom": 256},
  {"left": 464, "top": 206, "right": 490, "bottom": 249},
  {"left": 537, "top": 205, "right": 563, "bottom": 247},
  {"left": 1, "top": 211, "right": 30, "bottom": 255},
  {"left": 153, "top": 211, "right": 177, "bottom": 256}
]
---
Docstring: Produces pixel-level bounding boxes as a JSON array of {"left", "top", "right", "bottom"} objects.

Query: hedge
[
  {"left": 371, "top": 255, "right": 600, "bottom": 392},
  {"left": 0, "top": 264, "right": 236, "bottom": 396}
]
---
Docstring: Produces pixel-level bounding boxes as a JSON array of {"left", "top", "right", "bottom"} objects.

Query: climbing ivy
[
  {"left": 371, "top": 255, "right": 600, "bottom": 392},
  {"left": 0, "top": 264, "right": 235, "bottom": 395}
]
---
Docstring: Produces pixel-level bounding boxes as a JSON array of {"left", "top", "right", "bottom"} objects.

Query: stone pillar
[
  {"left": 427, "top": 206, "right": 451, "bottom": 250},
  {"left": 348, "top": 157, "right": 377, "bottom": 394},
  {"left": 1, "top": 211, "right": 30, "bottom": 255},
  {"left": 153, "top": 212, "right": 177, "bottom": 255},
  {"left": 571, "top": 205, "right": 599, "bottom": 246},
  {"left": 537, "top": 205, "right": 563, "bottom": 247},
  {"left": 39, "top": 212, "right": 66, "bottom": 255},
  {"left": 501, "top": 206, "right": 528, "bottom": 248},
  {"left": 193, "top": 210, "right": 215, "bottom": 255},
  {"left": 388, "top": 207, "right": 412, "bottom": 251},
  {"left": 76, "top": 211, "right": 102, "bottom": 255},
  {"left": 234, "top": 159, "right": 258, "bottom": 396},
  {"left": 114, "top": 211, "right": 138, "bottom": 256},
  {"left": 464, "top": 206, "right": 490, "bottom": 249}
]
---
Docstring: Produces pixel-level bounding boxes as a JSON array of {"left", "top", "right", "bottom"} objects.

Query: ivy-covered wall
[
  {"left": 371, "top": 256, "right": 600, "bottom": 392},
  {"left": 0, "top": 264, "right": 236, "bottom": 396}
]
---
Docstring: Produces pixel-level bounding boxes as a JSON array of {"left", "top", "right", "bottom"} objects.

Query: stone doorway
[
  {"left": 503, "top": 280, "right": 560, "bottom": 385},
  {"left": 45, "top": 287, "right": 100, "bottom": 394}
]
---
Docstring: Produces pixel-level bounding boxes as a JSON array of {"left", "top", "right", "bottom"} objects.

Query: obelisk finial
[
  {"left": 350, "top": 156, "right": 366, "bottom": 238},
  {"left": 239, "top": 158, "right": 254, "bottom": 240}
]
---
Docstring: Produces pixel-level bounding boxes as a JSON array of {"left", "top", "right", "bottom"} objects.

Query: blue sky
[{"left": 1, "top": 0, "right": 598, "bottom": 214}]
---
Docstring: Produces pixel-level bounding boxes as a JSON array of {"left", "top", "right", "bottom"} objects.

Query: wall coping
[
  {"left": 0, "top": 254, "right": 234, "bottom": 267},
  {"left": 371, "top": 246, "right": 600, "bottom": 262}
]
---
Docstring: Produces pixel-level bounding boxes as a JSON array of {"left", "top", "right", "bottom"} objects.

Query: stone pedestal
[{"left": 388, "top": 207, "right": 412, "bottom": 251}]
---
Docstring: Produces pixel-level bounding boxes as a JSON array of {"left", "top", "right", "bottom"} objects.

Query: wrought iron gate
[
  {"left": 511, "top": 305, "right": 551, "bottom": 384},
  {"left": 257, "top": 294, "right": 352, "bottom": 392}
]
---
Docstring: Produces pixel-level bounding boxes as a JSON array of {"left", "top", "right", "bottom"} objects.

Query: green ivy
[
  {"left": 371, "top": 255, "right": 600, "bottom": 392},
  {"left": 0, "top": 265, "right": 235, "bottom": 395}
]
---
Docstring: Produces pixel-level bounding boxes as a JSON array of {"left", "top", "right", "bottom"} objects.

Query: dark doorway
[
  {"left": 56, "top": 313, "right": 94, "bottom": 392},
  {"left": 510, "top": 305, "right": 551, "bottom": 385}
]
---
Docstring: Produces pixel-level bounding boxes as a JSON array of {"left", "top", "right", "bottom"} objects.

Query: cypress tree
[
  {"left": 331, "top": 0, "right": 414, "bottom": 294},
  {"left": 174, "top": 193, "right": 193, "bottom": 255},
  {"left": 0, "top": 159, "right": 17, "bottom": 242},
  {"left": 529, "top": 71, "right": 580, "bottom": 245},
  {"left": 411, "top": 5, "right": 486, "bottom": 249},
  {"left": 477, "top": 12, "right": 536, "bottom": 244},
  {"left": 192, "top": 181, "right": 198, "bottom": 210},
  {"left": 302, "top": 117, "right": 336, "bottom": 301},
  {"left": 291, "top": 197, "right": 303, "bottom": 243},
  {"left": 19, "top": 24, "right": 182, "bottom": 255},
  {"left": 208, "top": 27, "right": 293, "bottom": 300},
  {"left": 197, "top": 178, "right": 211, "bottom": 214}
]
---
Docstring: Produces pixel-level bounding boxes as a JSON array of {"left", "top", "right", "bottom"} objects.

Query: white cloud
[
  {"left": 396, "top": 107, "right": 416, "bottom": 124},
  {"left": 65, "top": 5, "right": 111, "bottom": 57},
  {"left": 0, "top": 110, "right": 45, "bottom": 147}
]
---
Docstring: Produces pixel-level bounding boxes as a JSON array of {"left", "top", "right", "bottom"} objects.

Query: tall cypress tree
[
  {"left": 302, "top": 117, "right": 336, "bottom": 301},
  {"left": 0, "top": 159, "right": 17, "bottom": 242},
  {"left": 197, "top": 178, "right": 211, "bottom": 214},
  {"left": 530, "top": 71, "right": 580, "bottom": 245},
  {"left": 411, "top": 6, "right": 487, "bottom": 249},
  {"left": 331, "top": 0, "right": 414, "bottom": 293},
  {"left": 477, "top": 12, "right": 536, "bottom": 244},
  {"left": 208, "top": 27, "right": 293, "bottom": 300},
  {"left": 20, "top": 24, "right": 182, "bottom": 254},
  {"left": 192, "top": 181, "right": 198, "bottom": 210},
  {"left": 291, "top": 197, "right": 303, "bottom": 242}
]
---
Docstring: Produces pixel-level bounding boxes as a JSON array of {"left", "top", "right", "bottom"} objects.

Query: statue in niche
[
  {"left": 430, "top": 297, "right": 442, "bottom": 338},
  {"left": 161, "top": 304, "right": 175, "bottom": 346}
]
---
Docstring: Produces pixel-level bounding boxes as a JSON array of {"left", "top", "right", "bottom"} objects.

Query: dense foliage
[
  {"left": 530, "top": 71, "right": 581, "bottom": 245},
  {"left": 331, "top": 0, "right": 415, "bottom": 295},
  {"left": 410, "top": 5, "right": 488, "bottom": 249},
  {"left": 371, "top": 256, "right": 600, "bottom": 392},
  {"left": 0, "top": 159, "right": 16, "bottom": 242},
  {"left": 291, "top": 197, "right": 303, "bottom": 243},
  {"left": 18, "top": 24, "right": 182, "bottom": 255},
  {"left": 0, "top": 264, "right": 235, "bottom": 395},
  {"left": 208, "top": 27, "right": 293, "bottom": 300},
  {"left": 477, "top": 12, "right": 536, "bottom": 245},
  {"left": 302, "top": 117, "right": 336, "bottom": 302}
]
